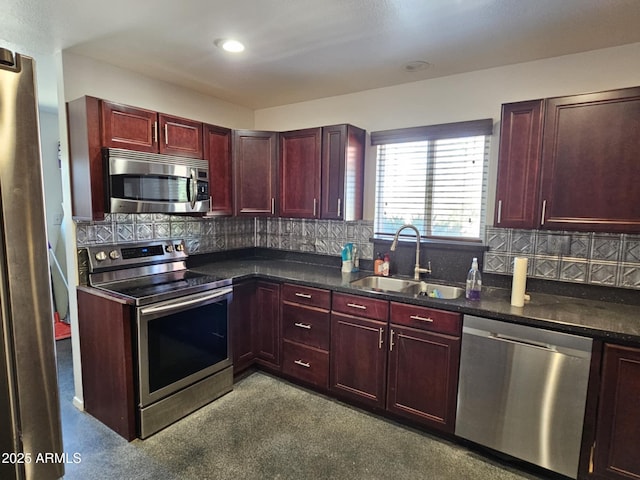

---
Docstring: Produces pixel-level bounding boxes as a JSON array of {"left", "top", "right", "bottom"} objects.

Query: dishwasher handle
[{"left": 489, "top": 332, "right": 556, "bottom": 352}]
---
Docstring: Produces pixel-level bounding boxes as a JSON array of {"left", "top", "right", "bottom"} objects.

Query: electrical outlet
[{"left": 547, "top": 234, "right": 571, "bottom": 255}]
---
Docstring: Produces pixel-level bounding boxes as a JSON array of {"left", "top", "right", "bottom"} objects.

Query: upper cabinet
[
  {"left": 321, "top": 124, "right": 365, "bottom": 221},
  {"left": 278, "top": 124, "right": 365, "bottom": 220},
  {"left": 67, "top": 96, "right": 205, "bottom": 221},
  {"left": 279, "top": 128, "right": 322, "bottom": 218},
  {"left": 101, "top": 100, "right": 203, "bottom": 158},
  {"left": 204, "top": 124, "right": 233, "bottom": 216},
  {"left": 494, "top": 100, "right": 544, "bottom": 229},
  {"left": 233, "top": 130, "right": 279, "bottom": 217},
  {"left": 495, "top": 86, "right": 640, "bottom": 233}
]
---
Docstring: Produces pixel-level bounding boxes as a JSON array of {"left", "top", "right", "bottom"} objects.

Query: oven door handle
[{"left": 139, "top": 287, "right": 232, "bottom": 316}]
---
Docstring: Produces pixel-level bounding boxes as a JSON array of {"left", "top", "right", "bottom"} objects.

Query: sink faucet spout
[{"left": 390, "top": 224, "right": 431, "bottom": 280}]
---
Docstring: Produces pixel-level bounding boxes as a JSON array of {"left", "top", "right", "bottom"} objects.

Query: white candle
[{"left": 511, "top": 257, "right": 528, "bottom": 307}]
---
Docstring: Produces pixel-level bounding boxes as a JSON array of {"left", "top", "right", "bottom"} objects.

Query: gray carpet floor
[{"left": 56, "top": 338, "right": 550, "bottom": 479}]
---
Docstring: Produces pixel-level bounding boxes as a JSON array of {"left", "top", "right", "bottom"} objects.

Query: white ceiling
[{"left": 3, "top": 0, "right": 640, "bottom": 111}]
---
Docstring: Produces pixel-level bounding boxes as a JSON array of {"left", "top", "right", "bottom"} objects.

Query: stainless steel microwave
[{"left": 104, "top": 148, "right": 210, "bottom": 214}]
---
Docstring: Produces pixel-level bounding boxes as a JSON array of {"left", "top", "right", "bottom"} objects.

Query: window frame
[{"left": 371, "top": 118, "right": 493, "bottom": 242}]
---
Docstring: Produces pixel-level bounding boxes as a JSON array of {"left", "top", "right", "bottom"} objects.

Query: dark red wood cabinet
[
  {"left": 67, "top": 96, "right": 204, "bottom": 221},
  {"left": 253, "top": 281, "right": 281, "bottom": 370},
  {"left": 330, "top": 292, "right": 389, "bottom": 408},
  {"left": 494, "top": 100, "right": 544, "bottom": 229},
  {"left": 278, "top": 124, "right": 365, "bottom": 220},
  {"left": 101, "top": 101, "right": 203, "bottom": 158},
  {"left": 539, "top": 87, "right": 640, "bottom": 232},
  {"left": 280, "top": 283, "right": 331, "bottom": 389},
  {"left": 386, "top": 303, "right": 461, "bottom": 433},
  {"left": 495, "top": 86, "right": 640, "bottom": 233},
  {"left": 76, "top": 287, "right": 136, "bottom": 441},
  {"left": 233, "top": 130, "right": 279, "bottom": 216},
  {"left": 230, "top": 280, "right": 256, "bottom": 375},
  {"left": 589, "top": 343, "right": 640, "bottom": 480},
  {"left": 279, "top": 128, "right": 322, "bottom": 218},
  {"left": 204, "top": 123, "right": 233, "bottom": 216},
  {"left": 321, "top": 124, "right": 365, "bottom": 221}
]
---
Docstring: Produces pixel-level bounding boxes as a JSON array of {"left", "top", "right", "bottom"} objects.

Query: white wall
[
  {"left": 253, "top": 42, "right": 640, "bottom": 220},
  {"left": 62, "top": 52, "right": 255, "bottom": 129}
]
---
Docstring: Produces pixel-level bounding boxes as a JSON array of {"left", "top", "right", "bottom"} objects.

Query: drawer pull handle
[
  {"left": 295, "top": 292, "right": 312, "bottom": 299},
  {"left": 410, "top": 315, "right": 433, "bottom": 322},
  {"left": 294, "top": 360, "right": 310, "bottom": 368},
  {"left": 347, "top": 302, "right": 367, "bottom": 310},
  {"left": 294, "top": 322, "right": 312, "bottom": 330}
]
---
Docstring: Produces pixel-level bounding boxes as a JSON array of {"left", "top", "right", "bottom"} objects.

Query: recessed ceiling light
[
  {"left": 403, "top": 61, "right": 431, "bottom": 72},
  {"left": 214, "top": 38, "right": 245, "bottom": 53}
]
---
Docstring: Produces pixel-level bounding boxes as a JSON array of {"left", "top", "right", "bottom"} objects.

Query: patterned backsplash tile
[
  {"left": 76, "top": 215, "right": 375, "bottom": 281},
  {"left": 485, "top": 227, "right": 640, "bottom": 290}
]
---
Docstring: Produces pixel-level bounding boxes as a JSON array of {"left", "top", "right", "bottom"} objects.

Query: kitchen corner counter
[{"left": 190, "top": 257, "right": 640, "bottom": 345}]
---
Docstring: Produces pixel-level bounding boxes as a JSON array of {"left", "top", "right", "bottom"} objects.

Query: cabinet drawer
[
  {"left": 390, "top": 302, "right": 461, "bottom": 336},
  {"left": 282, "top": 303, "right": 330, "bottom": 350},
  {"left": 282, "top": 283, "right": 331, "bottom": 309},
  {"left": 282, "top": 340, "right": 329, "bottom": 389},
  {"left": 332, "top": 292, "right": 389, "bottom": 321}
]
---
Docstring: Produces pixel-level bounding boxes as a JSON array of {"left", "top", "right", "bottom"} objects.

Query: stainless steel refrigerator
[{"left": 0, "top": 47, "right": 64, "bottom": 479}]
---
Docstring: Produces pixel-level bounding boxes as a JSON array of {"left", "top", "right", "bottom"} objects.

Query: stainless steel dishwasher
[{"left": 455, "top": 315, "right": 592, "bottom": 479}]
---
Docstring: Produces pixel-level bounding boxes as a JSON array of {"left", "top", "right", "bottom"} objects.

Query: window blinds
[{"left": 374, "top": 135, "right": 490, "bottom": 240}]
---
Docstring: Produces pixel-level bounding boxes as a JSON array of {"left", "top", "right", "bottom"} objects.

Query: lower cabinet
[
  {"left": 253, "top": 281, "right": 281, "bottom": 370},
  {"left": 589, "top": 343, "right": 640, "bottom": 480},
  {"left": 329, "top": 293, "right": 461, "bottom": 433},
  {"left": 230, "top": 280, "right": 255, "bottom": 375},
  {"left": 281, "top": 283, "right": 331, "bottom": 389},
  {"left": 230, "top": 280, "right": 281, "bottom": 374}
]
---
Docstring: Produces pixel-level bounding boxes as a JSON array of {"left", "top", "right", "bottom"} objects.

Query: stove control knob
[
  {"left": 95, "top": 251, "right": 107, "bottom": 262},
  {"left": 175, "top": 243, "right": 185, "bottom": 252},
  {"left": 109, "top": 250, "right": 120, "bottom": 260},
  {"left": 165, "top": 245, "right": 174, "bottom": 253}
]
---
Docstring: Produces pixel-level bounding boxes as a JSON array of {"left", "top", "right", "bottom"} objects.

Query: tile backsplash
[
  {"left": 76, "top": 214, "right": 374, "bottom": 280},
  {"left": 484, "top": 226, "right": 640, "bottom": 290}
]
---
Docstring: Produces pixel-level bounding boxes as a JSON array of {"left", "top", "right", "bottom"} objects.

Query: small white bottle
[{"left": 465, "top": 257, "right": 482, "bottom": 300}]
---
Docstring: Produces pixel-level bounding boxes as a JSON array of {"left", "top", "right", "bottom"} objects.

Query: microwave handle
[{"left": 188, "top": 169, "right": 197, "bottom": 209}]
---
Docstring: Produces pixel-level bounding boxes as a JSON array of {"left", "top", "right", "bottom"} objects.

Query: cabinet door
[
  {"left": 540, "top": 87, "right": 640, "bottom": 232},
  {"left": 592, "top": 344, "right": 640, "bottom": 480},
  {"left": 330, "top": 312, "right": 387, "bottom": 408},
  {"left": 386, "top": 325, "right": 460, "bottom": 433},
  {"left": 229, "top": 281, "right": 255, "bottom": 375},
  {"left": 253, "top": 281, "right": 281, "bottom": 370},
  {"left": 279, "top": 128, "right": 322, "bottom": 218},
  {"left": 233, "top": 130, "right": 279, "bottom": 216},
  {"left": 158, "top": 114, "right": 203, "bottom": 158},
  {"left": 204, "top": 124, "right": 233, "bottom": 215},
  {"left": 321, "top": 124, "right": 365, "bottom": 221},
  {"left": 101, "top": 100, "right": 158, "bottom": 153},
  {"left": 494, "top": 100, "right": 544, "bottom": 228}
]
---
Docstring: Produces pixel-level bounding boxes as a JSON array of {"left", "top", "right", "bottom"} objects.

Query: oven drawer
[
  {"left": 282, "top": 340, "right": 329, "bottom": 389},
  {"left": 282, "top": 283, "right": 331, "bottom": 309},
  {"left": 282, "top": 302, "right": 330, "bottom": 350}
]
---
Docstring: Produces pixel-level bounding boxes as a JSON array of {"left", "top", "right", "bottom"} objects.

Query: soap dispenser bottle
[{"left": 465, "top": 257, "right": 482, "bottom": 300}]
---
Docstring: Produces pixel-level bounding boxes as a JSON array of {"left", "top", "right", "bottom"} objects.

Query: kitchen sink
[{"left": 349, "top": 276, "right": 464, "bottom": 299}]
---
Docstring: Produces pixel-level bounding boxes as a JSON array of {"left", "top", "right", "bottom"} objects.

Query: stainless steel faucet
[{"left": 390, "top": 224, "right": 432, "bottom": 280}]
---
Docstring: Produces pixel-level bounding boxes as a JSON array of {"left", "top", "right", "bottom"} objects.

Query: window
[{"left": 372, "top": 119, "right": 492, "bottom": 241}]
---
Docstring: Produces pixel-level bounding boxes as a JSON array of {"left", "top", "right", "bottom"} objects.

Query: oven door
[
  {"left": 108, "top": 153, "right": 210, "bottom": 213},
  {"left": 136, "top": 287, "right": 232, "bottom": 407}
]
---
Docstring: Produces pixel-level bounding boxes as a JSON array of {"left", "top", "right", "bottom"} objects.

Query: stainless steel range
[{"left": 87, "top": 239, "right": 233, "bottom": 438}]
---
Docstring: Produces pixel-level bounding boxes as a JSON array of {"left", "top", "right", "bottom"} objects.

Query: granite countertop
[{"left": 189, "top": 257, "right": 640, "bottom": 345}]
